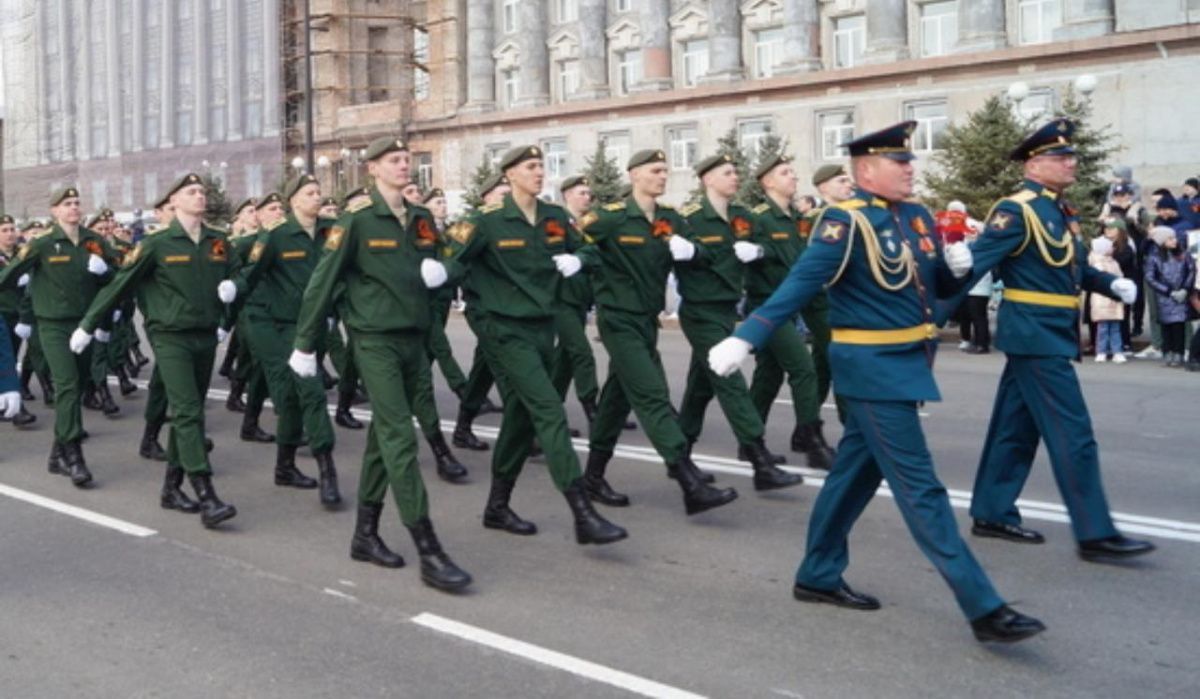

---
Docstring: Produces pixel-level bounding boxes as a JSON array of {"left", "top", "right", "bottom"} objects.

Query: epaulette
[
  {"left": 1011, "top": 190, "right": 1038, "bottom": 203},
  {"left": 658, "top": 202, "right": 674, "bottom": 210},
  {"left": 751, "top": 203, "right": 770, "bottom": 215},
  {"left": 206, "top": 223, "right": 229, "bottom": 234},
  {"left": 263, "top": 217, "right": 287, "bottom": 232},
  {"left": 679, "top": 202, "right": 702, "bottom": 217},
  {"left": 834, "top": 199, "right": 868, "bottom": 210},
  {"left": 602, "top": 202, "right": 626, "bottom": 212},
  {"left": 346, "top": 197, "right": 372, "bottom": 214},
  {"left": 479, "top": 202, "right": 504, "bottom": 214},
  {"left": 144, "top": 224, "right": 167, "bottom": 236}
]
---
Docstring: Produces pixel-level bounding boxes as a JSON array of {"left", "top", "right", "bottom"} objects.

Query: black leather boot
[
  {"left": 187, "top": 472, "right": 237, "bottom": 528},
  {"left": 225, "top": 379, "right": 246, "bottom": 413},
  {"left": 97, "top": 384, "right": 120, "bottom": 416},
  {"left": 334, "top": 391, "right": 364, "bottom": 429},
  {"left": 47, "top": 441, "right": 67, "bottom": 476},
  {"left": 667, "top": 441, "right": 715, "bottom": 484},
  {"left": 482, "top": 477, "right": 537, "bottom": 535},
  {"left": 132, "top": 344, "right": 150, "bottom": 368},
  {"left": 217, "top": 345, "right": 237, "bottom": 378},
  {"left": 478, "top": 396, "right": 501, "bottom": 415},
  {"left": 160, "top": 463, "right": 200, "bottom": 513},
  {"left": 350, "top": 502, "right": 405, "bottom": 567},
  {"left": 737, "top": 442, "right": 786, "bottom": 465},
  {"left": 63, "top": 441, "right": 93, "bottom": 487},
  {"left": 12, "top": 404, "right": 36, "bottom": 427},
  {"left": 564, "top": 478, "right": 628, "bottom": 545},
  {"left": 428, "top": 432, "right": 468, "bottom": 483},
  {"left": 274, "top": 444, "right": 318, "bottom": 489},
  {"left": 671, "top": 457, "right": 738, "bottom": 515},
  {"left": 314, "top": 451, "right": 342, "bottom": 507},
  {"left": 791, "top": 421, "right": 836, "bottom": 471},
  {"left": 19, "top": 361, "right": 35, "bottom": 401},
  {"left": 37, "top": 373, "right": 55, "bottom": 406},
  {"left": 115, "top": 366, "right": 137, "bottom": 396},
  {"left": 240, "top": 412, "right": 275, "bottom": 442},
  {"left": 139, "top": 419, "right": 167, "bottom": 461},
  {"left": 452, "top": 406, "right": 489, "bottom": 451},
  {"left": 742, "top": 440, "right": 804, "bottom": 491},
  {"left": 582, "top": 450, "right": 629, "bottom": 507},
  {"left": 83, "top": 386, "right": 102, "bottom": 411},
  {"left": 406, "top": 517, "right": 472, "bottom": 592}
]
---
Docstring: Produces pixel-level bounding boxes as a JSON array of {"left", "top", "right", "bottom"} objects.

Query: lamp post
[
  {"left": 291, "top": 156, "right": 307, "bottom": 174},
  {"left": 302, "top": 0, "right": 315, "bottom": 174},
  {"left": 1074, "top": 73, "right": 1097, "bottom": 99}
]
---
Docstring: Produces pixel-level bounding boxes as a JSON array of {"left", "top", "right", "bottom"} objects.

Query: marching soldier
[
  {"left": 0, "top": 187, "right": 119, "bottom": 487},
  {"left": 963, "top": 118, "right": 1156, "bottom": 562},
  {"left": 237, "top": 175, "right": 342, "bottom": 506},
  {"left": 13, "top": 221, "right": 56, "bottom": 411},
  {"left": 329, "top": 187, "right": 367, "bottom": 430},
  {"left": 578, "top": 149, "right": 739, "bottom": 515},
  {"left": 289, "top": 136, "right": 472, "bottom": 591},
  {"left": 0, "top": 315, "right": 20, "bottom": 421},
  {"left": 709, "top": 122, "right": 1044, "bottom": 643},
  {"left": 216, "top": 198, "right": 257, "bottom": 384},
  {"left": 743, "top": 155, "right": 834, "bottom": 470},
  {"left": 81, "top": 210, "right": 122, "bottom": 416},
  {"left": 551, "top": 175, "right": 602, "bottom": 434},
  {"left": 421, "top": 187, "right": 469, "bottom": 411},
  {"left": 674, "top": 153, "right": 801, "bottom": 490},
  {"left": 0, "top": 214, "right": 36, "bottom": 426},
  {"left": 74, "top": 173, "right": 240, "bottom": 527},
  {"left": 443, "top": 145, "right": 626, "bottom": 545}
]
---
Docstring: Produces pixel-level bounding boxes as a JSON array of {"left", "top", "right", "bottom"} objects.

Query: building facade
[{"left": 1, "top": 0, "right": 285, "bottom": 218}]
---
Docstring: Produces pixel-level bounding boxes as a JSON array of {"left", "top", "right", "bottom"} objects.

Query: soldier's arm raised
[
  {"left": 79, "top": 239, "right": 155, "bottom": 333},
  {"left": 294, "top": 219, "right": 353, "bottom": 352}
]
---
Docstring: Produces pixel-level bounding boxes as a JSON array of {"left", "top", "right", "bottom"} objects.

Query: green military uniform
[
  {"left": 424, "top": 188, "right": 468, "bottom": 395},
  {"left": 549, "top": 212, "right": 599, "bottom": 416},
  {"left": 229, "top": 226, "right": 270, "bottom": 424}
]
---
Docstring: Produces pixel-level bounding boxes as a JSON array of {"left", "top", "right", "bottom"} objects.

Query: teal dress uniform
[{"left": 735, "top": 187, "right": 1008, "bottom": 622}]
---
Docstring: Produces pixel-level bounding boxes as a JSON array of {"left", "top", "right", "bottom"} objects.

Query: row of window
[{"left": 59, "top": 163, "right": 267, "bottom": 212}]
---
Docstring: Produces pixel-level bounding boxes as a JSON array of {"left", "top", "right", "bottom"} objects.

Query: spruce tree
[
  {"left": 582, "top": 139, "right": 624, "bottom": 204},
  {"left": 922, "top": 95, "right": 1025, "bottom": 219},
  {"left": 1057, "top": 85, "right": 1119, "bottom": 225},
  {"left": 202, "top": 172, "right": 233, "bottom": 225},
  {"left": 463, "top": 155, "right": 497, "bottom": 211}
]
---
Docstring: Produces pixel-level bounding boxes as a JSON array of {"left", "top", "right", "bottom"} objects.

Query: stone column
[
  {"left": 863, "top": 0, "right": 909, "bottom": 64},
  {"left": 104, "top": 0, "right": 121, "bottom": 155},
  {"left": 77, "top": 0, "right": 93, "bottom": 159},
  {"left": 776, "top": 0, "right": 821, "bottom": 74},
  {"left": 226, "top": 0, "right": 242, "bottom": 140},
  {"left": 56, "top": 0, "right": 76, "bottom": 159},
  {"left": 159, "top": 0, "right": 175, "bottom": 148},
  {"left": 703, "top": 0, "right": 743, "bottom": 83},
  {"left": 1056, "top": 0, "right": 1114, "bottom": 40},
  {"left": 633, "top": 0, "right": 672, "bottom": 92},
  {"left": 512, "top": 0, "right": 549, "bottom": 108},
  {"left": 461, "top": 0, "right": 495, "bottom": 113},
  {"left": 192, "top": 0, "right": 208, "bottom": 145},
  {"left": 574, "top": 0, "right": 609, "bottom": 99},
  {"left": 261, "top": 0, "right": 280, "bottom": 137},
  {"left": 131, "top": 0, "right": 144, "bottom": 151},
  {"left": 956, "top": 0, "right": 1007, "bottom": 53}
]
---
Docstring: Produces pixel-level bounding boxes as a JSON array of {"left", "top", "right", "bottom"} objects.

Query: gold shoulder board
[
  {"left": 346, "top": 197, "right": 373, "bottom": 214},
  {"left": 751, "top": 203, "right": 770, "bottom": 215},
  {"left": 479, "top": 202, "right": 504, "bottom": 214}
]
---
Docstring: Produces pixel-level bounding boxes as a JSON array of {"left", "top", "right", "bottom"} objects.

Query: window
[
  {"left": 906, "top": 101, "right": 949, "bottom": 152},
  {"left": 667, "top": 125, "right": 699, "bottom": 171},
  {"left": 738, "top": 119, "right": 773, "bottom": 158},
  {"left": 502, "top": 68, "right": 519, "bottom": 107},
  {"left": 89, "top": 12, "right": 108, "bottom": 158},
  {"left": 145, "top": 173, "right": 159, "bottom": 205},
  {"left": 485, "top": 143, "right": 510, "bottom": 167},
  {"left": 557, "top": 0, "right": 578, "bottom": 22},
  {"left": 753, "top": 28, "right": 784, "bottom": 78},
  {"left": 241, "top": 0, "right": 264, "bottom": 139},
  {"left": 616, "top": 49, "right": 642, "bottom": 95},
  {"left": 415, "top": 152, "right": 434, "bottom": 191},
  {"left": 817, "top": 110, "right": 855, "bottom": 160},
  {"left": 556, "top": 59, "right": 579, "bottom": 102},
  {"left": 368, "top": 27, "right": 390, "bottom": 102},
  {"left": 600, "top": 131, "right": 631, "bottom": 167},
  {"left": 1017, "top": 88, "right": 1055, "bottom": 121},
  {"left": 833, "top": 15, "right": 865, "bottom": 69},
  {"left": 122, "top": 176, "right": 134, "bottom": 207},
  {"left": 175, "top": 0, "right": 195, "bottom": 145},
  {"left": 92, "top": 181, "right": 109, "bottom": 208},
  {"left": 615, "top": 0, "right": 632, "bottom": 12},
  {"left": 209, "top": 0, "right": 228, "bottom": 141},
  {"left": 414, "top": 28, "right": 431, "bottom": 101},
  {"left": 542, "top": 139, "right": 569, "bottom": 180},
  {"left": 1018, "top": 0, "right": 1061, "bottom": 45},
  {"left": 919, "top": 1, "right": 958, "bottom": 57},
  {"left": 681, "top": 39, "right": 709, "bottom": 87},
  {"left": 502, "top": 0, "right": 518, "bottom": 33},
  {"left": 210, "top": 105, "right": 227, "bottom": 142}
]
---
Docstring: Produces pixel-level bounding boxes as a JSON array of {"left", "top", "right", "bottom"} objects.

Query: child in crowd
[
  {"left": 1100, "top": 219, "right": 1138, "bottom": 351},
  {"left": 1088, "top": 237, "right": 1126, "bottom": 363},
  {"left": 1145, "top": 226, "right": 1197, "bottom": 367}
]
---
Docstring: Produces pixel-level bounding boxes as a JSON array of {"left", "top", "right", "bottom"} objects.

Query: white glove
[
  {"left": 420, "top": 258, "right": 448, "bottom": 289},
  {"left": 708, "top": 336, "right": 753, "bottom": 378},
  {"left": 669, "top": 235, "right": 696, "bottom": 262},
  {"left": 217, "top": 280, "right": 237, "bottom": 304},
  {"left": 288, "top": 349, "right": 318, "bottom": 378},
  {"left": 112, "top": 309, "right": 122, "bottom": 323},
  {"left": 1111, "top": 278, "right": 1137, "bottom": 305},
  {"left": 552, "top": 254, "right": 582, "bottom": 278},
  {"left": 87, "top": 254, "right": 108, "bottom": 275},
  {"left": 94, "top": 329, "right": 111, "bottom": 343},
  {"left": 944, "top": 242, "right": 973, "bottom": 279},
  {"left": 14, "top": 323, "right": 32, "bottom": 340},
  {"left": 17, "top": 273, "right": 30, "bottom": 288},
  {"left": 733, "top": 241, "right": 764, "bottom": 263},
  {"left": 69, "top": 328, "right": 93, "bottom": 354},
  {"left": 1170, "top": 289, "right": 1188, "bottom": 303},
  {"left": 217, "top": 327, "right": 230, "bottom": 343},
  {"left": 0, "top": 391, "right": 21, "bottom": 419}
]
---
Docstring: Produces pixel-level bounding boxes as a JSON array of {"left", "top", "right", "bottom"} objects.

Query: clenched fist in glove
[
  {"left": 217, "top": 280, "right": 238, "bottom": 304},
  {"left": 420, "top": 258, "right": 448, "bottom": 289},
  {"left": 733, "top": 241, "right": 764, "bottom": 264},
  {"left": 708, "top": 336, "right": 753, "bottom": 377},
  {"left": 943, "top": 242, "right": 973, "bottom": 279},
  {"left": 14, "top": 323, "right": 32, "bottom": 340},
  {"left": 87, "top": 254, "right": 109, "bottom": 276},
  {"left": 552, "top": 254, "right": 583, "bottom": 278},
  {"left": 69, "top": 328, "right": 93, "bottom": 354},
  {"left": 0, "top": 391, "right": 21, "bottom": 419},
  {"left": 669, "top": 235, "right": 696, "bottom": 262},
  {"left": 1110, "top": 278, "right": 1137, "bottom": 305},
  {"left": 288, "top": 349, "right": 318, "bottom": 378}
]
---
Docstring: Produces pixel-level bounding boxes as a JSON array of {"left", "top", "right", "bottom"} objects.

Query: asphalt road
[{"left": 1, "top": 315, "right": 1196, "bottom": 698}]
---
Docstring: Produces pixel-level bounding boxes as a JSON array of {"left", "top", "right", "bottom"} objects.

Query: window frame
[
  {"left": 832, "top": 14, "right": 865, "bottom": 69},
  {"left": 816, "top": 109, "right": 856, "bottom": 161},
  {"left": 904, "top": 100, "right": 950, "bottom": 152},
  {"left": 1017, "top": 0, "right": 1061, "bottom": 45},
  {"left": 666, "top": 124, "right": 700, "bottom": 172},
  {"left": 541, "top": 138, "right": 570, "bottom": 180},
  {"left": 918, "top": 0, "right": 959, "bottom": 58}
]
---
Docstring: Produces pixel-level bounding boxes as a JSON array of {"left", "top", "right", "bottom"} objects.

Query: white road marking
[
  {"left": 0, "top": 482, "right": 157, "bottom": 538},
  {"left": 412, "top": 612, "right": 707, "bottom": 699},
  {"left": 338, "top": 579, "right": 357, "bottom": 588},
  {"left": 322, "top": 587, "right": 358, "bottom": 602}
]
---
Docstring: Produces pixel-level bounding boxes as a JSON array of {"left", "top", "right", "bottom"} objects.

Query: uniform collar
[
  {"left": 49, "top": 223, "right": 99, "bottom": 243},
  {"left": 849, "top": 187, "right": 891, "bottom": 209},
  {"left": 369, "top": 187, "right": 413, "bottom": 227},
  {"left": 166, "top": 218, "right": 218, "bottom": 241},
  {"left": 502, "top": 192, "right": 548, "bottom": 225},
  {"left": 763, "top": 195, "right": 796, "bottom": 221},
  {"left": 1022, "top": 178, "right": 1059, "bottom": 200},
  {"left": 700, "top": 194, "right": 729, "bottom": 222}
]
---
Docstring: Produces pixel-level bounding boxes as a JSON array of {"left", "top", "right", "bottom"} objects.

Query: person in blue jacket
[
  {"left": 708, "top": 121, "right": 1043, "bottom": 643},
  {"left": 962, "top": 118, "right": 1155, "bottom": 563},
  {"left": 0, "top": 315, "right": 23, "bottom": 420}
]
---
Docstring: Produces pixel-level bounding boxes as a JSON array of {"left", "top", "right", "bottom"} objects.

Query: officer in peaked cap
[{"left": 961, "top": 116, "right": 1156, "bottom": 563}]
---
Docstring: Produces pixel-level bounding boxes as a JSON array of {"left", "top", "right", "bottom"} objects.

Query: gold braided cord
[
  {"left": 846, "top": 209, "right": 916, "bottom": 291},
  {"left": 991, "top": 196, "right": 1075, "bottom": 268}
]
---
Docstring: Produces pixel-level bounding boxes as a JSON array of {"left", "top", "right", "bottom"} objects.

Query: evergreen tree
[
  {"left": 202, "top": 172, "right": 233, "bottom": 225},
  {"left": 742, "top": 132, "right": 785, "bottom": 206},
  {"left": 582, "top": 139, "right": 624, "bottom": 204},
  {"left": 462, "top": 155, "right": 497, "bottom": 211},
  {"left": 689, "top": 127, "right": 751, "bottom": 206},
  {"left": 1057, "top": 85, "right": 1119, "bottom": 225},
  {"left": 922, "top": 95, "right": 1026, "bottom": 218}
]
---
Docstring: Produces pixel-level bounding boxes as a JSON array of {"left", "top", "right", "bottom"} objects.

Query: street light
[
  {"left": 291, "top": 156, "right": 306, "bottom": 173},
  {"left": 1074, "top": 73, "right": 1097, "bottom": 97},
  {"left": 1006, "top": 81, "right": 1030, "bottom": 104},
  {"left": 316, "top": 155, "right": 331, "bottom": 169}
]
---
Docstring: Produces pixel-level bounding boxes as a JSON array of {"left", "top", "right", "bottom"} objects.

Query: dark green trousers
[
  {"left": 427, "top": 297, "right": 467, "bottom": 393},
  {"left": 234, "top": 314, "right": 269, "bottom": 417},
  {"left": 746, "top": 303, "right": 820, "bottom": 426},
  {"left": 24, "top": 322, "right": 51, "bottom": 380},
  {"left": 150, "top": 330, "right": 217, "bottom": 474},
  {"left": 144, "top": 364, "right": 168, "bottom": 423},
  {"left": 801, "top": 300, "right": 844, "bottom": 423},
  {"left": 480, "top": 314, "right": 581, "bottom": 490},
  {"left": 38, "top": 319, "right": 92, "bottom": 443},
  {"left": 245, "top": 314, "right": 335, "bottom": 453},
  {"left": 327, "top": 320, "right": 360, "bottom": 396},
  {"left": 588, "top": 308, "right": 687, "bottom": 464},
  {"left": 352, "top": 330, "right": 431, "bottom": 526},
  {"left": 550, "top": 303, "right": 598, "bottom": 405},
  {"left": 677, "top": 302, "right": 765, "bottom": 445},
  {"left": 459, "top": 304, "right": 497, "bottom": 413}
]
